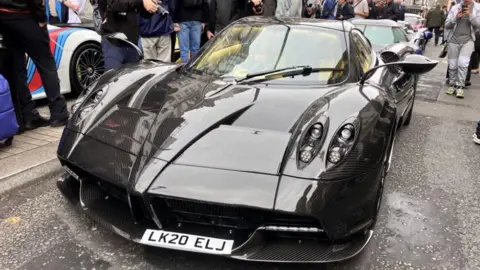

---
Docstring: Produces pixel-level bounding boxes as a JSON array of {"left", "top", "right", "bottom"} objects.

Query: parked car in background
[
  {"left": 352, "top": 19, "right": 432, "bottom": 54},
  {"left": 29, "top": 24, "right": 103, "bottom": 100},
  {"left": 404, "top": 13, "right": 425, "bottom": 30}
]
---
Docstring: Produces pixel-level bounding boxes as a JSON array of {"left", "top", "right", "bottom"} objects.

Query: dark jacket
[
  {"left": 398, "top": 4, "right": 405, "bottom": 21},
  {"left": 98, "top": 0, "right": 153, "bottom": 43},
  {"left": 174, "top": 0, "right": 209, "bottom": 23},
  {"left": 0, "top": 0, "right": 46, "bottom": 23},
  {"left": 138, "top": 0, "right": 175, "bottom": 37},
  {"left": 208, "top": 0, "right": 246, "bottom": 33},
  {"left": 378, "top": 2, "right": 398, "bottom": 21},
  {"left": 336, "top": 3, "right": 354, "bottom": 20},
  {"left": 262, "top": 0, "right": 276, "bottom": 16},
  {"left": 426, "top": 7, "right": 445, "bottom": 28},
  {"left": 367, "top": 2, "right": 379, "bottom": 19}
]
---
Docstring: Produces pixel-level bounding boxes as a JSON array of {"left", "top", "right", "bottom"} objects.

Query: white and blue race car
[{"left": 27, "top": 24, "right": 103, "bottom": 100}]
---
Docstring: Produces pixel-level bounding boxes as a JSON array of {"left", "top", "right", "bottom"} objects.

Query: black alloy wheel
[{"left": 70, "top": 42, "right": 104, "bottom": 96}]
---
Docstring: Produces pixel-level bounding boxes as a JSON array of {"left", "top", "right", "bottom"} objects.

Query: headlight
[
  {"left": 327, "top": 122, "right": 358, "bottom": 165},
  {"left": 297, "top": 120, "right": 328, "bottom": 167},
  {"left": 73, "top": 85, "right": 108, "bottom": 120}
]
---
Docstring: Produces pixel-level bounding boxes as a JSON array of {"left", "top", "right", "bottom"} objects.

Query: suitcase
[{"left": 0, "top": 73, "right": 19, "bottom": 146}]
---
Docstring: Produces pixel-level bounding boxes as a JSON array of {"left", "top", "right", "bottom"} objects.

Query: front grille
[{"left": 150, "top": 197, "right": 322, "bottom": 231}]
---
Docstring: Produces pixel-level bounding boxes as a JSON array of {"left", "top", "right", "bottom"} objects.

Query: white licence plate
[
  {"left": 140, "top": 229, "right": 234, "bottom": 255},
  {"left": 63, "top": 166, "right": 79, "bottom": 180}
]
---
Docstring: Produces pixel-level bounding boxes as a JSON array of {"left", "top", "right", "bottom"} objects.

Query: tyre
[
  {"left": 69, "top": 42, "right": 104, "bottom": 96},
  {"left": 403, "top": 81, "right": 417, "bottom": 126}
]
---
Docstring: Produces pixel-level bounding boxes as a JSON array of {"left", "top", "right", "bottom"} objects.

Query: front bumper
[{"left": 57, "top": 171, "right": 373, "bottom": 263}]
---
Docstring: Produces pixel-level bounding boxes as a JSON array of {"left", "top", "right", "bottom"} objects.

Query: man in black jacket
[
  {"left": 207, "top": 0, "right": 246, "bottom": 39},
  {"left": 173, "top": 0, "right": 209, "bottom": 63},
  {"left": 0, "top": 0, "right": 70, "bottom": 129},
  {"left": 98, "top": 0, "right": 158, "bottom": 70},
  {"left": 336, "top": 0, "right": 355, "bottom": 20},
  {"left": 378, "top": 0, "right": 399, "bottom": 21}
]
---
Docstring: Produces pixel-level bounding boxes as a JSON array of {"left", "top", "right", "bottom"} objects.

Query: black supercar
[{"left": 56, "top": 17, "right": 437, "bottom": 263}]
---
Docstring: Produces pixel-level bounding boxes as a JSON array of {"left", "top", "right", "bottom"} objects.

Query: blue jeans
[
  {"left": 101, "top": 38, "right": 140, "bottom": 71},
  {"left": 178, "top": 21, "right": 202, "bottom": 63}
]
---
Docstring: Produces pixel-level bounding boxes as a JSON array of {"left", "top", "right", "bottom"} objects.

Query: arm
[
  {"left": 469, "top": 4, "right": 480, "bottom": 29},
  {"left": 445, "top": 5, "right": 458, "bottom": 29},
  {"left": 208, "top": 0, "right": 217, "bottom": 33},
  {"left": 26, "top": 0, "right": 47, "bottom": 23},
  {"left": 354, "top": 0, "right": 369, "bottom": 18},
  {"left": 202, "top": 0, "right": 209, "bottom": 24}
]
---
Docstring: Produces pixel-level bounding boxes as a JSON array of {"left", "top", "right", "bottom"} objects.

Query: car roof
[
  {"left": 350, "top": 19, "right": 401, "bottom": 27},
  {"left": 234, "top": 16, "right": 355, "bottom": 32}
]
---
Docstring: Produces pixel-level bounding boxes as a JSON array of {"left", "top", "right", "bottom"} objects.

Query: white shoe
[{"left": 473, "top": 134, "right": 480, "bottom": 145}]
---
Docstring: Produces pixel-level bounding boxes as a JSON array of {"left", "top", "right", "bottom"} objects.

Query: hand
[
  {"left": 457, "top": 9, "right": 463, "bottom": 18},
  {"left": 207, "top": 31, "right": 214, "bottom": 39},
  {"left": 251, "top": 0, "right": 261, "bottom": 5},
  {"left": 143, "top": 0, "right": 158, "bottom": 13},
  {"left": 71, "top": 4, "right": 80, "bottom": 11},
  {"left": 174, "top": 23, "right": 180, "bottom": 32},
  {"left": 338, "top": 15, "right": 343, "bottom": 19},
  {"left": 464, "top": 6, "right": 471, "bottom": 17},
  {"left": 39, "top": 22, "right": 47, "bottom": 27},
  {"left": 201, "top": 23, "right": 205, "bottom": 31}
]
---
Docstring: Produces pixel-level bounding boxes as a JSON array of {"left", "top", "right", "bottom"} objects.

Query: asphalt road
[{"left": 1, "top": 44, "right": 480, "bottom": 270}]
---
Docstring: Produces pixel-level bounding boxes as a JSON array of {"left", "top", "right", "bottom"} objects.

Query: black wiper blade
[
  {"left": 237, "top": 66, "right": 344, "bottom": 83},
  {"left": 243, "top": 65, "right": 312, "bottom": 80}
]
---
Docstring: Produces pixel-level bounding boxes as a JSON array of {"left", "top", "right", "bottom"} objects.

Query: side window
[
  {"left": 393, "top": 28, "right": 408, "bottom": 42},
  {"left": 351, "top": 31, "right": 373, "bottom": 74}
]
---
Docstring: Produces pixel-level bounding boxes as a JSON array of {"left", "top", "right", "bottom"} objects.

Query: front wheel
[{"left": 70, "top": 42, "right": 104, "bottom": 96}]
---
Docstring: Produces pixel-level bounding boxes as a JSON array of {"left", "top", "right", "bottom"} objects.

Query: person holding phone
[{"left": 444, "top": 0, "right": 480, "bottom": 98}]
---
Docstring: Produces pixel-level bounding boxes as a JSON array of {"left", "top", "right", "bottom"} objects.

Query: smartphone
[{"left": 462, "top": 4, "right": 468, "bottom": 14}]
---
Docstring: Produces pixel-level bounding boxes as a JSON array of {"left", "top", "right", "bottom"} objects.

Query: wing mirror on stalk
[
  {"left": 104, "top": 32, "right": 144, "bottom": 60},
  {"left": 360, "top": 54, "right": 438, "bottom": 86}
]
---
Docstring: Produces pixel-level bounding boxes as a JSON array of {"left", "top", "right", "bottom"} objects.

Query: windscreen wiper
[{"left": 232, "top": 66, "right": 345, "bottom": 83}]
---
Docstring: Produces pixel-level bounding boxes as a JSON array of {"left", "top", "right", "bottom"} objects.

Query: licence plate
[{"left": 140, "top": 229, "right": 234, "bottom": 255}]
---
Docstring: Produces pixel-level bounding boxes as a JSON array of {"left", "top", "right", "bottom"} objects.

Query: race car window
[
  {"left": 187, "top": 24, "right": 349, "bottom": 85},
  {"left": 362, "top": 26, "right": 408, "bottom": 45},
  {"left": 351, "top": 31, "right": 373, "bottom": 74}
]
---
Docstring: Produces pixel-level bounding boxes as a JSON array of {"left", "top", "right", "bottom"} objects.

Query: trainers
[
  {"left": 446, "top": 86, "right": 456, "bottom": 95},
  {"left": 473, "top": 133, "right": 480, "bottom": 145},
  {"left": 456, "top": 87, "right": 465, "bottom": 98}
]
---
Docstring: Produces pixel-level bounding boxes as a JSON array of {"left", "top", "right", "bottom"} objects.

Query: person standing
[
  {"left": 139, "top": 0, "right": 176, "bottom": 62},
  {"left": 0, "top": 0, "right": 70, "bottom": 129},
  {"left": 352, "top": 0, "right": 369, "bottom": 19},
  {"left": 445, "top": 0, "right": 480, "bottom": 99},
  {"left": 335, "top": 0, "right": 354, "bottom": 20},
  {"left": 98, "top": 0, "right": 158, "bottom": 70},
  {"left": 276, "top": 0, "right": 302, "bottom": 16},
  {"left": 378, "top": 0, "right": 399, "bottom": 21},
  {"left": 174, "top": 0, "right": 209, "bottom": 63},
  {"left": 60, "top": 0, "right": 86, "bottom": 23},
  {"left": 319, "top": 0, "right": 337, "bottom": 19},
  {"left": 48, "top": 0, "right": 61, "bottom": 24},
  {"left": 207, "top": 0, "right": 244, "bottom": 39},
  {"left": 426, "top": 4, "right": 446, "bottom": 46}
]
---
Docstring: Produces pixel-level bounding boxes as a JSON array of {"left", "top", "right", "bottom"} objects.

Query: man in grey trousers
[{"left": 445, "top": 0, "right": 480, "bottom": 98}]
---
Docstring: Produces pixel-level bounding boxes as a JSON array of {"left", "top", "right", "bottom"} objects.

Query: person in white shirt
[
  {"left": 353, "top": 0, "right": 369, "bottom": 18},
  {"left": 59, "top": 0, "right": 86, "bottom": 23}
]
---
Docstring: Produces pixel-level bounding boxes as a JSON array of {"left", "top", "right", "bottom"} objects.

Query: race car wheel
[
  {"left": 369, "top": 129, "right": 394, "bottom": 230},
  {"left": 70, "top": 42, "right": 104, "bottom": 96}
]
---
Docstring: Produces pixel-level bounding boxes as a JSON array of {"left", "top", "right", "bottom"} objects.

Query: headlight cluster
[
  {"left": 327, "top": 123, "right": 356, "bottom": 165},
  {"left": 71, "top": 85, "right": 108, "bottom": 120},
  {"left": 298, "top": 122, "right": 327, "bottom": 167}
]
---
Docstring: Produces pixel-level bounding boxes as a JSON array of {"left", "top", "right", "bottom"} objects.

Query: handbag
[{"left": 439, "top": 30, "right": 453, "bottom": 58}]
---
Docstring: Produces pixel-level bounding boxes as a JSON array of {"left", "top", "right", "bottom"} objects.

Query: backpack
[
  {"left": 0, "top": 74, "right": 19, "bottom": 146},
  {"left": 183, "top": 0, "right": 203, "bottom": 8}
]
